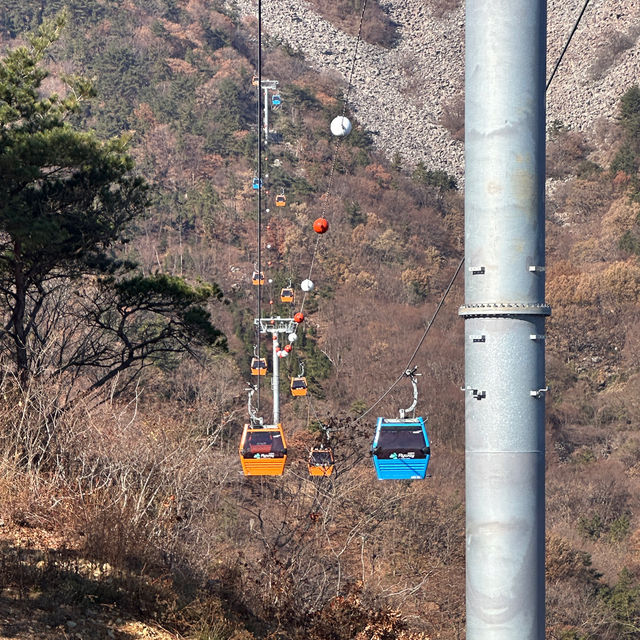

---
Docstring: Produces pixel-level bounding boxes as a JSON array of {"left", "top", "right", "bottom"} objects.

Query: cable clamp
[
  {"left": 461, "top": 386, "right": 486, "bottom": 400},
  {"left": 530, "top": 387, "right": 549, "bottom": 398}
]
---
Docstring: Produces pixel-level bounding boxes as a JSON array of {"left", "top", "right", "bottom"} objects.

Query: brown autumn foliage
[
  {"left": 2, "top": 3, "right": 640, "bottom": 639},
  {"left": 305, "top": 0, "right": 399, "bottom": 48}
]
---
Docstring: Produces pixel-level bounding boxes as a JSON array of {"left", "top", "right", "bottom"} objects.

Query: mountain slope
[{"left": 229, "top": 0, "right": 640, "bottom": 179}]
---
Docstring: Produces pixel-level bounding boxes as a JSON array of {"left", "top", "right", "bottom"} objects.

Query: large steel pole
[
  {"left": 272, "top": 334, "right": 280, "bottom": 425},
  {"left": 461, "top": 2, "right": 549, "bottom": 639}
]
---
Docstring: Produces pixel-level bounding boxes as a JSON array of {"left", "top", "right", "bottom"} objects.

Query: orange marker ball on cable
[
  {"left": 294, "top": 312, "right": 304, "bottom": 323},
  {"left": 313, "top": 218, "right": 329, "bottom": 234}
]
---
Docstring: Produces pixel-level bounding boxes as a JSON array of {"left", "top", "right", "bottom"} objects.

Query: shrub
[
  {"left": 547, "top": 130, "right": 593, "bottom": 179},
  {"left": 428, "top": 0, "right": 463, "bottom": 18},
  {"left": 305, "top": 0, "right": 399, "bottom": 48},
  {"left": 411, "top": 162, "right": 458, "bottom": 191},
  {"left": 439, "top": 94, "right": 464, "bottom": 142},
  {"left": 610, "top": 142, "right": 638, "bottom": 176},
  {"left": 619, "top": 84, "right": 640, "bottom": 139},
  {"left": 589, "top": 31, "right": 636, "bottom": 80},
  {"left": 619, "top": 231, "right": 640, "bottom": 255},
  {"left": 600, "top": 568, "right": 640, "bottom": 638},
  {"left": 577, "top": 513, "right": 604, "bottom": 540},
  {"left": 608, "top": 514, "right": 631, "bottom": 542}
]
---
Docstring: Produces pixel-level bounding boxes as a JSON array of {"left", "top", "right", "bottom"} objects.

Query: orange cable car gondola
[
  {"left": 275, "top": 193, "right": 286, "bottom": 207},
  {"left": 290, "top": 376, "right": 308, "bottom": 397},
  {"left": 308, "top": 447, "right": 335, "bottom": 477},
  {"left": 250, "top": 357, "right": 267, "bottom": 376},
  {"left": 280, "top": 287, "right": 294, "bottom": 303},
  {"left": 239, "top": 424, "right": 287, "bottom": 476},
  {"left": 252, "top": 271, "right": 265, "bottom": 286}
]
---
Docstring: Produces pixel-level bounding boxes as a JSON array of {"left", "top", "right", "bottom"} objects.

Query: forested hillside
[{"left": 0, "top": 1, "right": 639, "bottom": 639}]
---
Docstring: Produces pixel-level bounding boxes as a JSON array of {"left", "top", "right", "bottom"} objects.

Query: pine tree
[{"left": 0, "top": 16, "right": 225, "bottom": 391}]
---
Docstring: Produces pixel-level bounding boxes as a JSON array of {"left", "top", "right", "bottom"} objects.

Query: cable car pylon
[{"left": 257, "top": 78, "right": 278, "bottom": 145}]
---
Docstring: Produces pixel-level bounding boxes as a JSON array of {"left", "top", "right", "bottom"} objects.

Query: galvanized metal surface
[
  {"left": 272, "top": 336, "right": 280, "bottom": 425},
  {"left": 463, "top": 1, "right": 547, "bottom": 638},
  {"left": 255, "top": 317, "right": 295, "bottom": 428}
]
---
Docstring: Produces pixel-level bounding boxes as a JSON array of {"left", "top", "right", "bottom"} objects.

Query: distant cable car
[
  {"left": 290, "top": 361, "right": 307, "bottom": 396},
  {"left": 252, "top": 271, "right": 265, "bottom": 285},
  {"left": 370, "top": 368, "right": 430, "bottom": 480},
  {"left": 252, "top": 177, "right": 262, "bottom": 190},
  {"left": 239, "top": 424, "right": 287, "bottom": 476},
  {"left": 251, "top": 74, "right": 259, "bottom": 87},
  {"left": 280, "top": 287, "right": 294, "bottom": 303},
  {"left": 308, "top": 448, "right": 335, "bottom": 477},
  {"left": 250, "top": 357, "right": 267, "bottom": 376},
  {"left": 275, "top": 192, "right": 286, "bottom": 207},
  {"left": 272, "top": 93, "right": 282, "bottom": 107},
  {"left": 290, "top": 376, "right": 307, "bottom": 396}
]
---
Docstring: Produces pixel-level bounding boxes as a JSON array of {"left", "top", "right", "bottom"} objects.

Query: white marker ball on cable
[
  {"left": 288, "top": 333, "right": 297, "bottom": 343},
  {"left": 268, "top": 278, "right": 273, "bottom": 284},
  {"left": 330, "top": 116, "right": 352, "bottom": 137},
  {"left": 301, "top": 278, "right": 314, "bottom": 292}
]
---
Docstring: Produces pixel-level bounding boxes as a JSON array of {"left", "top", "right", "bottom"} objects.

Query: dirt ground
[{"left": 0, "top": 524, "right": 181, "bottom": 640}]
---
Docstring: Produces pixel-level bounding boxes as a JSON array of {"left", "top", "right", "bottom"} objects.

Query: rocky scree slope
[{"left": 228, "top": 0, "right": 640, "bottom": 180}]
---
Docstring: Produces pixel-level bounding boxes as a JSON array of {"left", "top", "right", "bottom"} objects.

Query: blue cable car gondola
[
  {"left": 252, "top": 177, "right": 262, "bottom": 190},
  {"left": 271, "top": 93, "right": 282, "bottom": 107},
  {"left": 371, "top": 417, "right": 430, "bottom": 480},
  {"left": 370, "top": 368, "right": 430, "bottom": 480}
]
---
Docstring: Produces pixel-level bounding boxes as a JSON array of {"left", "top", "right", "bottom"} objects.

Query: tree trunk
[{"left": 12, "top": 239, "right": 29, "bottom": 384}]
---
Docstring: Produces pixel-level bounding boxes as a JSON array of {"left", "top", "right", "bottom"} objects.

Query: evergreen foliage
[
  {"left": 411, "top": 161, "right": 458, "bottom": 191},
  {"left": 619, "top": 85, "right": 640, "bottom": 140},
  {"left": 611, "top": 85, "right": 640, "bottom": 189},
  {"left": 0, "top": 17, "right": 224, "bottom": 390}
]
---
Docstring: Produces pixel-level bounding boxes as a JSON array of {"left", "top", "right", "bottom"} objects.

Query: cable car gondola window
[
  {"left": 310, "top": 450, "right": 333, "bottom": 465},
  {"left": 242, "top": 430, "right": 286, "bottom": 458},
  {"left": 375, "top": 424, "right": 429, "bottom": 458},
  {"left": 239, "top": 424, "right": 288, "bottom": 476}
]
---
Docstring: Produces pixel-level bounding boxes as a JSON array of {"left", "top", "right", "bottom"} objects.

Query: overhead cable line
[
  {"left": 354, "top": 256, "right": 465, "bottom": 423},
  {"left": 298, "top": 0, "right": 369, "bottom": 316},
  {"left": 546, "top": 0, "right": 592, "bottom": 91},
  {"left": 355, "top": 0, "right": 594, "bottom": 424}
]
